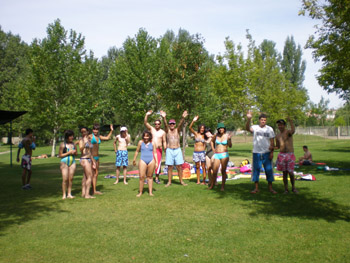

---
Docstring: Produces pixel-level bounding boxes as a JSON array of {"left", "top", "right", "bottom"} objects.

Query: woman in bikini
[
  {"left": 205, "top": 128, "right": 215, "bottom": 187},
  {"left": 132, "top": 131, "right": 158, "bottom": 197},
  {"left": 208, "top": 123, "right": 232, "bottom": 191},
  {"left": 59, "top": 130, "right": 77, "bottom": 199},
  {"left": 89, "top": 123, "right": 114, "bottom": 195},
  {"left": 78, "top": 127, "right": 95, "bottom": 199},
  {"left": 189, "top": 116, "right": 207, "bottom": 185}
]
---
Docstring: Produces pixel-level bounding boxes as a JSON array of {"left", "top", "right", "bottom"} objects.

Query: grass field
[{"left": 0, "top": 136, "right": 349, "bottom": 263}]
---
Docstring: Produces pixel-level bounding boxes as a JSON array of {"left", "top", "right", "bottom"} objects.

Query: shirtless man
[
  {"left": 114, "top": 127, "right": 130, "bottom": 185},
  {"left": 89, "top": 124, "right": 114, "bottom": 195},
  {"left": 17, "top": 128, "right": 35, "bottom": 190},
  {"left": 160, "top": 110, "right": 188, "bottom": 187},
  {"left": 144, "top": 110, "right": 167, "bottom": 184},
  {"left": 275, "top": 118, "right": 298, "bottom": 194},
  {"left": 299, "top": 146, "right": 312, "bottom": 165}
]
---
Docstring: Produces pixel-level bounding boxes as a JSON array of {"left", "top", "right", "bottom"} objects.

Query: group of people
[{"left": 17, "top": 110, "right": 313, "bottom": 198}]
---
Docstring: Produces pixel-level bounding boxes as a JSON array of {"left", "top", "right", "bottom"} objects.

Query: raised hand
[
  {"left": 110, "top": 124, "right": 114, "bottom": 131},
  {"left": 247, "top": 111, "right": 253, "bottom": 119},
  {"left": 227, "top": 131, "right": 234, "bottom": 139},
  {"left": 146, "top": 110, "right": 153, "bottom": 116},
  {"left": 160, "top": 110, "right": 166, "bottom": 118},
  {"left": 182, "top": 110, "right": 188, "bottom": 118},
  {"left": 193, "top": 115, "right": 199, "bottom": 122}
]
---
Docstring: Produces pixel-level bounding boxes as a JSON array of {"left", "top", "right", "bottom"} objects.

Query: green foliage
[
  {"left": 306, "top": 96, "right": 330, "bottom": 126},
  {"left": 108, "top": 28, "right": 159, "bottom": 130},
  {"left": 300, "top": 0, "right": 350, "bottom": 100}
]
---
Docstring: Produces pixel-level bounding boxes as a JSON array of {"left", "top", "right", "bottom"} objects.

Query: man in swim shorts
[
  {"left": 298, "top": 145, "right": 312, "bottom": 165},
  {"left": 17, "top": 128, "right": 35, "bottom": 190},
  {"left": 275, "top": 117, "right": 298, "bottom": 194},
  {"left": 144, "top": 110, "right": 167, "bottom": 184},
  {"left": 160, "top": 110, "right": 188, "bottom": 187},
  {"left": 114, "top": 127, "right": 130, "bottom": 185},
  {"left": 246, "top": 112, "right": 276, "bottom": 194}
]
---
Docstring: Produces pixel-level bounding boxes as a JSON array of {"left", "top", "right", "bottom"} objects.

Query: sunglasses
[{"left": 169, "top": 123, "right": 176, "bottom": 125}]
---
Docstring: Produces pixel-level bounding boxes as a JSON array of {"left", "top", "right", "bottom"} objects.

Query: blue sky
[{"left": 0, "top": 0, "right": 345, "bottom": 108}]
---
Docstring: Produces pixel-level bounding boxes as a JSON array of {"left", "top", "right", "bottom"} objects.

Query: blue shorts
[
  {"left": 252, "top": 152, "right": 274, "bottom": 182},
  {"left": 116, "top": 150, "right": 128, "bottom": 167},
  {"left": 165, "top": 148, "right": 184, "bottom": 166},
  {"left": 214, "top": 152, "right": 229, "bottom": 160}
]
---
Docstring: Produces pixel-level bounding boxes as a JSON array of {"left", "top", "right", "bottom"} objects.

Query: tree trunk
[{"left": 51, "top": 128, "right": 57, "bottom": 157}]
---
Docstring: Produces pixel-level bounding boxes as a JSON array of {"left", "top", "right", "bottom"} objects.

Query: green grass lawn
[{"left": 0, "top": 137, "right": 349, "bottom": 263}]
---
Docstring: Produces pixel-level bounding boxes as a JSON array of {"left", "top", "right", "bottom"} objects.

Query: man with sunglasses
[
  {"left": 160, "top": 110, "right": 188, "bottom": 187},
  {"left": 144, "top": 110, "right": 167, "bottom": 184}
]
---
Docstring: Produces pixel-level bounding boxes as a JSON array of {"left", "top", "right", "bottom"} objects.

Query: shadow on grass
[
  {"left": 209, "top": 182, "right": 350, "bottom": 223},
  {"left": 0, "top": 163, "right": 70, "bottom": 235},
  {"left": 297, "top": 159, "right": 350, "bottom": 176}
]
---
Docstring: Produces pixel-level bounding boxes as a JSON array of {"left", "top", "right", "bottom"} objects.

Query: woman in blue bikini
[
  {"left": 59, "top": 130, "right": 77, "bottom": 199},
  {"left": 89, "top": 123, "right": 114, "bottom": 195},
  {"left": 133, "top": 131, "right": 158, "bottom": 197},
  {"left": 208, "top": 123, "right": 232, "bottom": 191}
]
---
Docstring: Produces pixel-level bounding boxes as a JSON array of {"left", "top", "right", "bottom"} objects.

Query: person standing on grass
[
  {"left": 17, "top": 128, "right": 35, "bottom": 190},
  {"left": 275, "top": 117, "right": 298, "bottom": 194},
  {"left": 246, "top": 112, "right": 277, "bottom": 194},
  {"left": 144, "top": 110, "right": 166, "bottom": 184},
  {"left": 160, "top": 110, "right": 188, "bottom": 187},
  {"left": 189, "top": 116, "right": 207, "bottom": 185},
  {"left": 114, "top": 127, "right": 130, "bottom": 185},
  {"left": 205, "top": 128, "right": 216, "bottom": 187},
  {"left": 78, "top": 127, "right": 95, "bottom": 199},
  {"left": 89, "top": 123, "right": 114, "bottom": 195},
  {"left": 133, "top": 131, "right": 158, "bottom": 197},
  {"left": 59, "top": 130, "right": 77, "bottom": 199},
  {"left": 208, "top": 123, "right": 232, "bottom": 191}
]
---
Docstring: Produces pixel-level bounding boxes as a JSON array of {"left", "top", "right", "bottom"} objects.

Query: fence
[{"left": 295, "top": 126, "right": 350, "bottom": 139}]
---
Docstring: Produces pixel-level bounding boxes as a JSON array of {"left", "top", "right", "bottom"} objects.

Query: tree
[
  {"left": 28, "top": 19, "right": 86, "bottom": 156},
  {"left": 300, "top": 0, "right": 350, "bottom": 100},
  {"left": 158, "top": 29, "right": 213, "bottom": 154},
  {"left": 108, "top": 28, "right": 160, "bottom": 136},
  {"left": 281, "top": 36, "right": 307, "bottom": 91},
  {"left": 306, "top": 96, "right": 330, "bottom": 126}
]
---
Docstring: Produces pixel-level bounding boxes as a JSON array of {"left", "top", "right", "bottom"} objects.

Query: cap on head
[
  {"left": 169, "top": 119, "right": 176, "bottom": 124},
  {"left": 120, "top": 126, "right": 127, "bottom": 132},
  {"left": 276, "top": 119, "right": 286, "bottom": 125},
  {"left": 217, "top": 123, "right": 225, "bottom": 129}
]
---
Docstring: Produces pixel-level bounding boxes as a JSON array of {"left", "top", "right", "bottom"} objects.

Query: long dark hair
[
  {"left": 142, "top": 130, "right": 153, "bottom": 141},
  {"left": 64, "top": 130, "right": 74, "bottom": 143}
]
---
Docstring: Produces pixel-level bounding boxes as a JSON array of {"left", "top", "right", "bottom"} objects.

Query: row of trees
[{"left": 0, "top": 18, "right": 344, "bottom": 155}]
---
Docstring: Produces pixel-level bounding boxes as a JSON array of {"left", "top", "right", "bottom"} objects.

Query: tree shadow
[
  {"left": 0, "top": 163, "right": 70, "bottom": 235},
  {"left": 208, "top": 181, "right": 350, "bottom": 223}
]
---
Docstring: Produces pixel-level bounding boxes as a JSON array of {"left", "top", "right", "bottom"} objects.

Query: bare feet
[
  {"left": 124, "top": 181, "right": 128, "bottom": 185},
  {"left": 201, "top": 182, "right": 207, "bottom": 185},
  {"left": 136, "top": 193, "right": 142, "bottom": 197},
  {"left": 181, "top": 182, "right": 188, "bottom": 186},
  {"left": 67, "top": 195, "right": 75, "bottom": 199},
  {"left": 62, "top": 196, "right": 67, "bottom": 200},
  {"left": 84, "top": 195, "right": 96, "bottom": 199},
  {"left": 220, "top": 188, "right": 225, "bottom": 192},
  {"left": 113, "top": 180, "right": 119, "bottom": 185},
  {"left": 93, "top": 191, "right": 103, "bottom": 195},
  {"left": 196, "top": 182, "right": 200, "bottom": 185},
  {"left": 269, "top": 189, "right": 278, "bottom": 194},
  {"left": 149, "top": 193, "right": 154, "bottom": 196},
  {"left": 165, "top": 183, "right": 171, "bottom": 187},
  {"left": 250, "top": 189, "right": 260, "bottom": 194},
  {"left": 292, "top": 188, "right": 299, "bottom": 194},
  {"left": 283, "top": 190, "right": 289, "bottom": 194}
]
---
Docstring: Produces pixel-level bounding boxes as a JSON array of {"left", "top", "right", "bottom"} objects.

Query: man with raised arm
[
  {"left": 144, "top": 110, "right": 167, "bottom": 184},
  {"left": 275, "top": 117, "right": 298, "bottom": 194},
  {"left": 246, "top": 112, "right": 277, "bottom": 194},
  {"left": 160, "top": 110, "right": 188, "bottom": 187}
]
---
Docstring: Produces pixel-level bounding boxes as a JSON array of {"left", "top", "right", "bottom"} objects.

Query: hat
[
  {"left": 168, "top": 119, "right": 176, "bottom": 124},
  {"left": 217, "top": 123, "right": 226, "bottom": 129},
  {"left": 120, "top": 126, "right": 127, "bottom": 132},
  {"left": 276, "top": 119, "right": 286, "bottom": 125}
]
